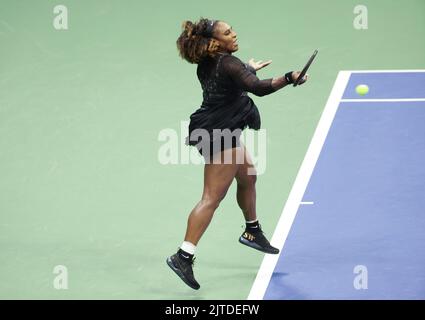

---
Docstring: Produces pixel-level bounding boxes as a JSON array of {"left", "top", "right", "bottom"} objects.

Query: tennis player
[{"left": 167, "top": 18, "right": 308, "bottom": 290}]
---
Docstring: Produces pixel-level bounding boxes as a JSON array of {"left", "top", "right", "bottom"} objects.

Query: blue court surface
[{"left": 250, "top": 71, "right": 425, "bottom": 300}]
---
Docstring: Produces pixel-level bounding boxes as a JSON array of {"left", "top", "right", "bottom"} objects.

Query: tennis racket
[{"left": 293, "top": 49, "right": 318, "bottom": 87}]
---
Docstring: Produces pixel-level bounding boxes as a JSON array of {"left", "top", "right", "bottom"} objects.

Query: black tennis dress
[{"left": 185, "top": 52, "right": 276, "bottom": 161}]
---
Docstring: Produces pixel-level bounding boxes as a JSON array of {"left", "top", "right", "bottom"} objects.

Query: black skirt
[
  {"left": 192, "top": 127, "right": 244, "bottom": 162},
  {"left": 186, "top": 96, "right": 260, "bottom": 161}
]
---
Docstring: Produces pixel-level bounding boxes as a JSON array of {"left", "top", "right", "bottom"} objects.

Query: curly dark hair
[{"left": 176, "top": 18, "right": 220, "bottom": 64}]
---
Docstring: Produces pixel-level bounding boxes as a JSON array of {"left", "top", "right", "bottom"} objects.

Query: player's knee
[
  {"left": 201, "top": 193, "right": 226, "bottom": 210},
  {"left": 237, "top": 171, "right": 257, "bottom": 187}
]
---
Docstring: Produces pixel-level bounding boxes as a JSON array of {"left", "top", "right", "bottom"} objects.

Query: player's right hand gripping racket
[{"left": 293, "top": 49, "right": 318, "bottom": 87}]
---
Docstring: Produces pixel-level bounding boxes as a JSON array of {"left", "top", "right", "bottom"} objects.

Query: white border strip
[
  {"left": 247, "top": 71, "right": 351, "bottom": 300},
  {"left": 341, "top": 98, "right": 425, "bottom": 102},
  {"left": 347, "top": 69, "right": 425, "bottom": 73}
]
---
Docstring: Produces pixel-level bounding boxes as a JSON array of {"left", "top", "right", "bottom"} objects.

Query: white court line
[
  {"left": 247, "top": 71, "right": 351, "bottom": 300},
  {"left": 300, "top": 201, "right": 314, "bottom": 205},
  {"left": 341, "top": 98, "right": 425, "bottom": 102}
]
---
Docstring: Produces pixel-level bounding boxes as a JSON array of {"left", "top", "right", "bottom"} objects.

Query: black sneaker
[
  {"left": 239, "top": 226, "right": 279, "bottom": 254},
  {"left": 166, "top": 253, "right": 200, "bottom": 290}
]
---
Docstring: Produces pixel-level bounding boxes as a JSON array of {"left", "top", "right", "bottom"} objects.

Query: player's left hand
[{"left": 248, "top": 58, "right": 272, "bottom": 71}]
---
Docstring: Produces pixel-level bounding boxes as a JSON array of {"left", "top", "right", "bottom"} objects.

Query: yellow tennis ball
[{"left": 356, "top": 84, "right": 369, "bottom": 96}]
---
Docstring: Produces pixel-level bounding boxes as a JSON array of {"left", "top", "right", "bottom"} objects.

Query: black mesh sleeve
[{"left": 222, "top": 55, "right": 275, "bottom": 97}]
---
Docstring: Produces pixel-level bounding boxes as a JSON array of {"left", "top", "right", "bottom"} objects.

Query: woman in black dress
[{"left": 167, "top": 18, "right": 308, "bottom": 290}]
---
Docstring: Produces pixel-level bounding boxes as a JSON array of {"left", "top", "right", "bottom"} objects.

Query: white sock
[
  {"left": 245, "top": 219, "right": 258, "bottom": 224},
  {"left": 180, "top": 241, "right": 196, "bottom": 255}
]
